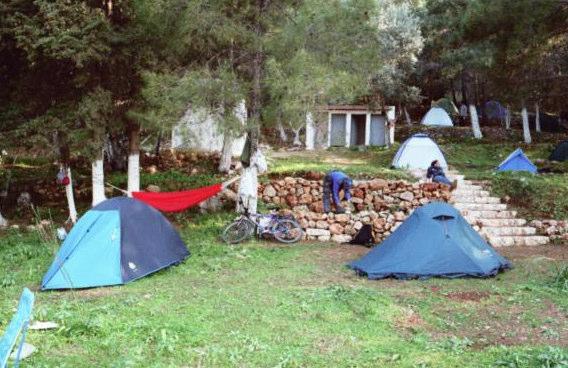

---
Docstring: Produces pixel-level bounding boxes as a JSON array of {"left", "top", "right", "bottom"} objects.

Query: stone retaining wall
[{"left": 257, "top": 178, "right": 451, "bottom": 243}]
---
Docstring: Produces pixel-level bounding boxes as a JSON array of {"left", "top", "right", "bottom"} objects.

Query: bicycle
[{"left": 222, "top": 201, "right": 304, "bottom": 244}]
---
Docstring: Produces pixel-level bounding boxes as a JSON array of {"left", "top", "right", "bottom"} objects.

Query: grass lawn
[
  {"left": 1, "top": 139, "right": 567, "bottom": 367},
  {"left": 1, "top": 212, "right": 567, "bottom": 367}
]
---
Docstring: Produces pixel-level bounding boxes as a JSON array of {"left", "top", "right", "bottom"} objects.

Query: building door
[
  {"left": 330, "top": 114, "right": 346, "bottom": 146},
  {"left": 370, "top": 115, "right": 386, "bottom": 146},
  {"left": 350, "top": 114, "right": 366, "bottom": 146}
]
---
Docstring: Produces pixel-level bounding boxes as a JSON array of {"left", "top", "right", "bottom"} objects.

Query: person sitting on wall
[
  {"left": 427, "top": 160, "right": 457, "bottom": 190},
  {"left": 323, "top": 170, "right": 352, "bottom": 214}
]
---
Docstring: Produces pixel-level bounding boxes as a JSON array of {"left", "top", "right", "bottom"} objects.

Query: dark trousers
[{"left": 322, "top": 174, "right": 344, "bottom": 213}]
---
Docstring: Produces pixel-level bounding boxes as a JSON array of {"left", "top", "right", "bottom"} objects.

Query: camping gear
[
  {"left": 56, "top": 168, "right": 70, "bottom": 186},
  {"left": 132, "top": 183, "right": 223, "bottom": 212},
  {"left": 41, "top": 197, "right": 189, "bottom": 290},
  {"left": 392, "top": 134, "right": 448, "bottom": 170},
  {"left": 496, "top": 148, "right": 537, "bottom": 174},
  {"left": 421, "top": 107, "right": 453, "bottom": 127},
  {"left": 1, "top": 288, "right": 35, "bottom": 368},
  {"left": 222, "top": 199, "right": 303, "bottom": 244},
  {"left": 349, "top": 202, "right": 511, "bottom": 280},
  {"left": 349, "top": 224, "right": 374, "bottom": 245},
  {"left": 549, "top": 140, "right": 568, "bottom": 161}
]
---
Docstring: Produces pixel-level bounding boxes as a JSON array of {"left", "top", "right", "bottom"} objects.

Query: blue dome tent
[
  {"left": 42, "top": 197, "right": 189, "bottom": 290},
  {"left": 496, "top": 148, "right": 537, "bottom": 173},
  {"left": 349, "top": 202, "right": 511, "bottom": 280}
]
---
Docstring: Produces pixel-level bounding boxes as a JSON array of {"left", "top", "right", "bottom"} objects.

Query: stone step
[
  {"left": 487, "top": 236, "right": 549, "bottom": 247},
  {"left": 456, "top": 185, "right": 484, "bottom": 192},
  {"left": 467, "top": 218, "right": 528, "bottom": 227},
  {"left": 480, "top": 226, "right": 537, "bottom": 237},
  {"left": 453, "top": 190, "right": 491, "bottom": 197},
  {"left": 461, "top": 210, "right": 517, "bottom": 219},
  {"left": 454, "top": 203, "right": 508, "bottom": 211},
  {"left": 451, "top": 196, "right": 501, "bottom": 204}
]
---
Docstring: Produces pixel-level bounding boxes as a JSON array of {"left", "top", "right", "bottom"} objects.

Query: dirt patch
[
  {"left": 499, "top": 245, "right": 568, "bottom": 261},
  {"left": 395, "top": 308, "right": 428, "bottom": 336},
  {"left": 444, "top": 291, "right": 491, "bottom": 302},
  {"left": 431, "top": 299, "right": 568, "bottom": 348}
]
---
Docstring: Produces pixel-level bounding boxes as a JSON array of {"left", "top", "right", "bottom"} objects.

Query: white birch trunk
[
  {"left": 65, "top": 167, "right": 78, "bottom": 223},
  {"left": 389, "top": 121, "right": 395, "bottom": 145},
  {"left": 292, "top": 128, "right": 302, "bottom": 146},
  {"left": 218, "top": 134, "right": 234, "bottom": 173},
  {"left": 535, "top": 103, "right": 541, "bottom": 133},
  {"left": 505, "top": 105, "right": 511, "bottom": 130},
  {"left": 277, "top": 123, "right": 288, "bottom": 143},
  {"left": 403, "top": 106, "right": 411, "bottom": 125},
  {"left": 305, "top": 112, "right": 315, "bottom": 150},
  {"left": 522, "top": 107, "right": 532, "bottom": 144},
  {"left": 127, "top": 153, "right": 140, "bottom": 194},
  {"left": 0, "top": 211, "right": 7, "bottom": 228},
  {"left": 91, "top": 151, "right": 106, "bottom": 207},
  {"left": 469, "top": 104, "right": 482, "bottom": 139}
]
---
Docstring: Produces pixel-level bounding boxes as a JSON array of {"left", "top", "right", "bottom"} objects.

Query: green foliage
[{"left": 550, "top": 265, "right": 568, "bottom": 292}]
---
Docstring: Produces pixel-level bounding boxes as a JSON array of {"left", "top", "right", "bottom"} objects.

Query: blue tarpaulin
[{"left": 349, "top": 202, "right": 511, "bottom": 280}]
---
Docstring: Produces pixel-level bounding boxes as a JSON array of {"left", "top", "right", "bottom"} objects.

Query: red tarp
[{"left": 132, "top": 183, "right": 223, "bottom": 212}]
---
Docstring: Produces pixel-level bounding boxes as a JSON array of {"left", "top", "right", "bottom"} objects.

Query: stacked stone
[
  {"left": 529, "top": 219, "right": 568, "bottom": 241},
  {"left": 259, "top": 177, "right": 450, "bottom": 243}
]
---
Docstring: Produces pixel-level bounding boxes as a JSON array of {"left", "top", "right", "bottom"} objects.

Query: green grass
[
  {"left": 1, "top": 213, "right": 567, "bottom": 367},
  {"left": 269, "top": 147, "right": 413, "bottom": 181},
  {"left": 442, "top": 142, "right": 568, "bottom": 219}
]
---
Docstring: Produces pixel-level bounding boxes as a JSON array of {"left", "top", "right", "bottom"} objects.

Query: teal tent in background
[{"left": 349, "top": 202, "right": 511, "bottom": 280}]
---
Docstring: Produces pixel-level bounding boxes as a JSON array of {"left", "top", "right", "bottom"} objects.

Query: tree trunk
[
  {"left": 219, "top": 134, "right": 234, "bottom": 173},
  {"left": 389, "top": 121, "right": 395, "bottom": 145},
  {"left": 505, "top": 105, "right": 511, "bottom": 130},
  {"left": 155, "top": 131, "right": 162, "bottom": 156},
  {"left": 403, "top": 106, "right": 411, "bottom": 125},
  {"left": 469, "top": 104, "right": 482, "bottom": 139},
  {"left": 0, "top": 211, "right": 7, "bottom": 228},
  {"left": 461, "top": 72, "right": 468, "bottom": 105},
  {"left": 292, "top": 127, "right": 302, "bottom": 146},
  {"left": 277, "top": 122, "right": 288, "bottom": 143},
  {"left": 127, "top": 123, "right": 141, "bottom": 194},
  {"left": 522, "top": 106, "right": 532, "bottom": 144},
  {"left": 305, "top": 112, "right": 315, "bottom": 150},
  {"left": 65, "top": 166, "right": 78, "bottom": 223},
  {"left": 535, "top": 103, "right": 541, "bottom": 133},
  {"left": 91, "top": 150, "right": 106, "bottom": 207}
]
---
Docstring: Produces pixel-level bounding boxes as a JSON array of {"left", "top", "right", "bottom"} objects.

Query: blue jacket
[
  {"left": 427, "top": 166, "right": 445, "bottom": 179},
  {"left": 329, "top": 171, "right": 352, "bottom": 204}
]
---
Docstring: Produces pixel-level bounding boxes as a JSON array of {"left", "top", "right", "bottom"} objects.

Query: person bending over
[
  {"left": 427, "top": 160, "right": 457, "bottom": 190},
  {"left": 323, "top": 170, "right": 352, "bottom": 213}
]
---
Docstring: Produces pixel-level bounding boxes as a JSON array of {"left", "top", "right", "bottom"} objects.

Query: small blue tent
[
  {"left": 349, "top": 202, "right": 511, "bottom": 279},
  {"left": 496, "top": 148, "right": 537, "bottom": 173},
  {"left": 42, "top": 197, "right": 189, "bottom": 290}
]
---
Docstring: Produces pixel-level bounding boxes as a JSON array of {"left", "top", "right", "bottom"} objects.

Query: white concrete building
[
  {"left": 324, "top": 105, "right": 395, "bottom": 148},
  {"left": 171, "top": 101, "right": 247, "bottom": 155}
]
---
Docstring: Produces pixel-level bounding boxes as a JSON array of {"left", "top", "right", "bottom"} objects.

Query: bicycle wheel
[
  {"left": 271, "top": 218, "right": 303, "bottom": 243},
  {"left": 222, "top": 218, "right": 254, "bottom": 244}
]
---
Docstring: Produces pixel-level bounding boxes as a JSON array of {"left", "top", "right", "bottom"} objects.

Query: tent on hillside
[
  {"left": 421, "top": 107, "right": 453, "bottom": 127},
  {"left": 42, "top": 197, "right": 189, "bottom": 290},
  {"left": 433, "top": 98, "right": 459, "bottom": 116},
  {"left": 496, "top": 148, "right": 537, "bottom": 174},
  {"left": 349, "top": 202, "right": 511, "bottom": 280},
  {"left": 550, "top": 140, "right": 568, "bottom": 161},
  {"left": 484, "top": 100, "right": 507, "bottom": 121},
  {"left": 392, "top": 133, "right": 448, "bottom": 170}
]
